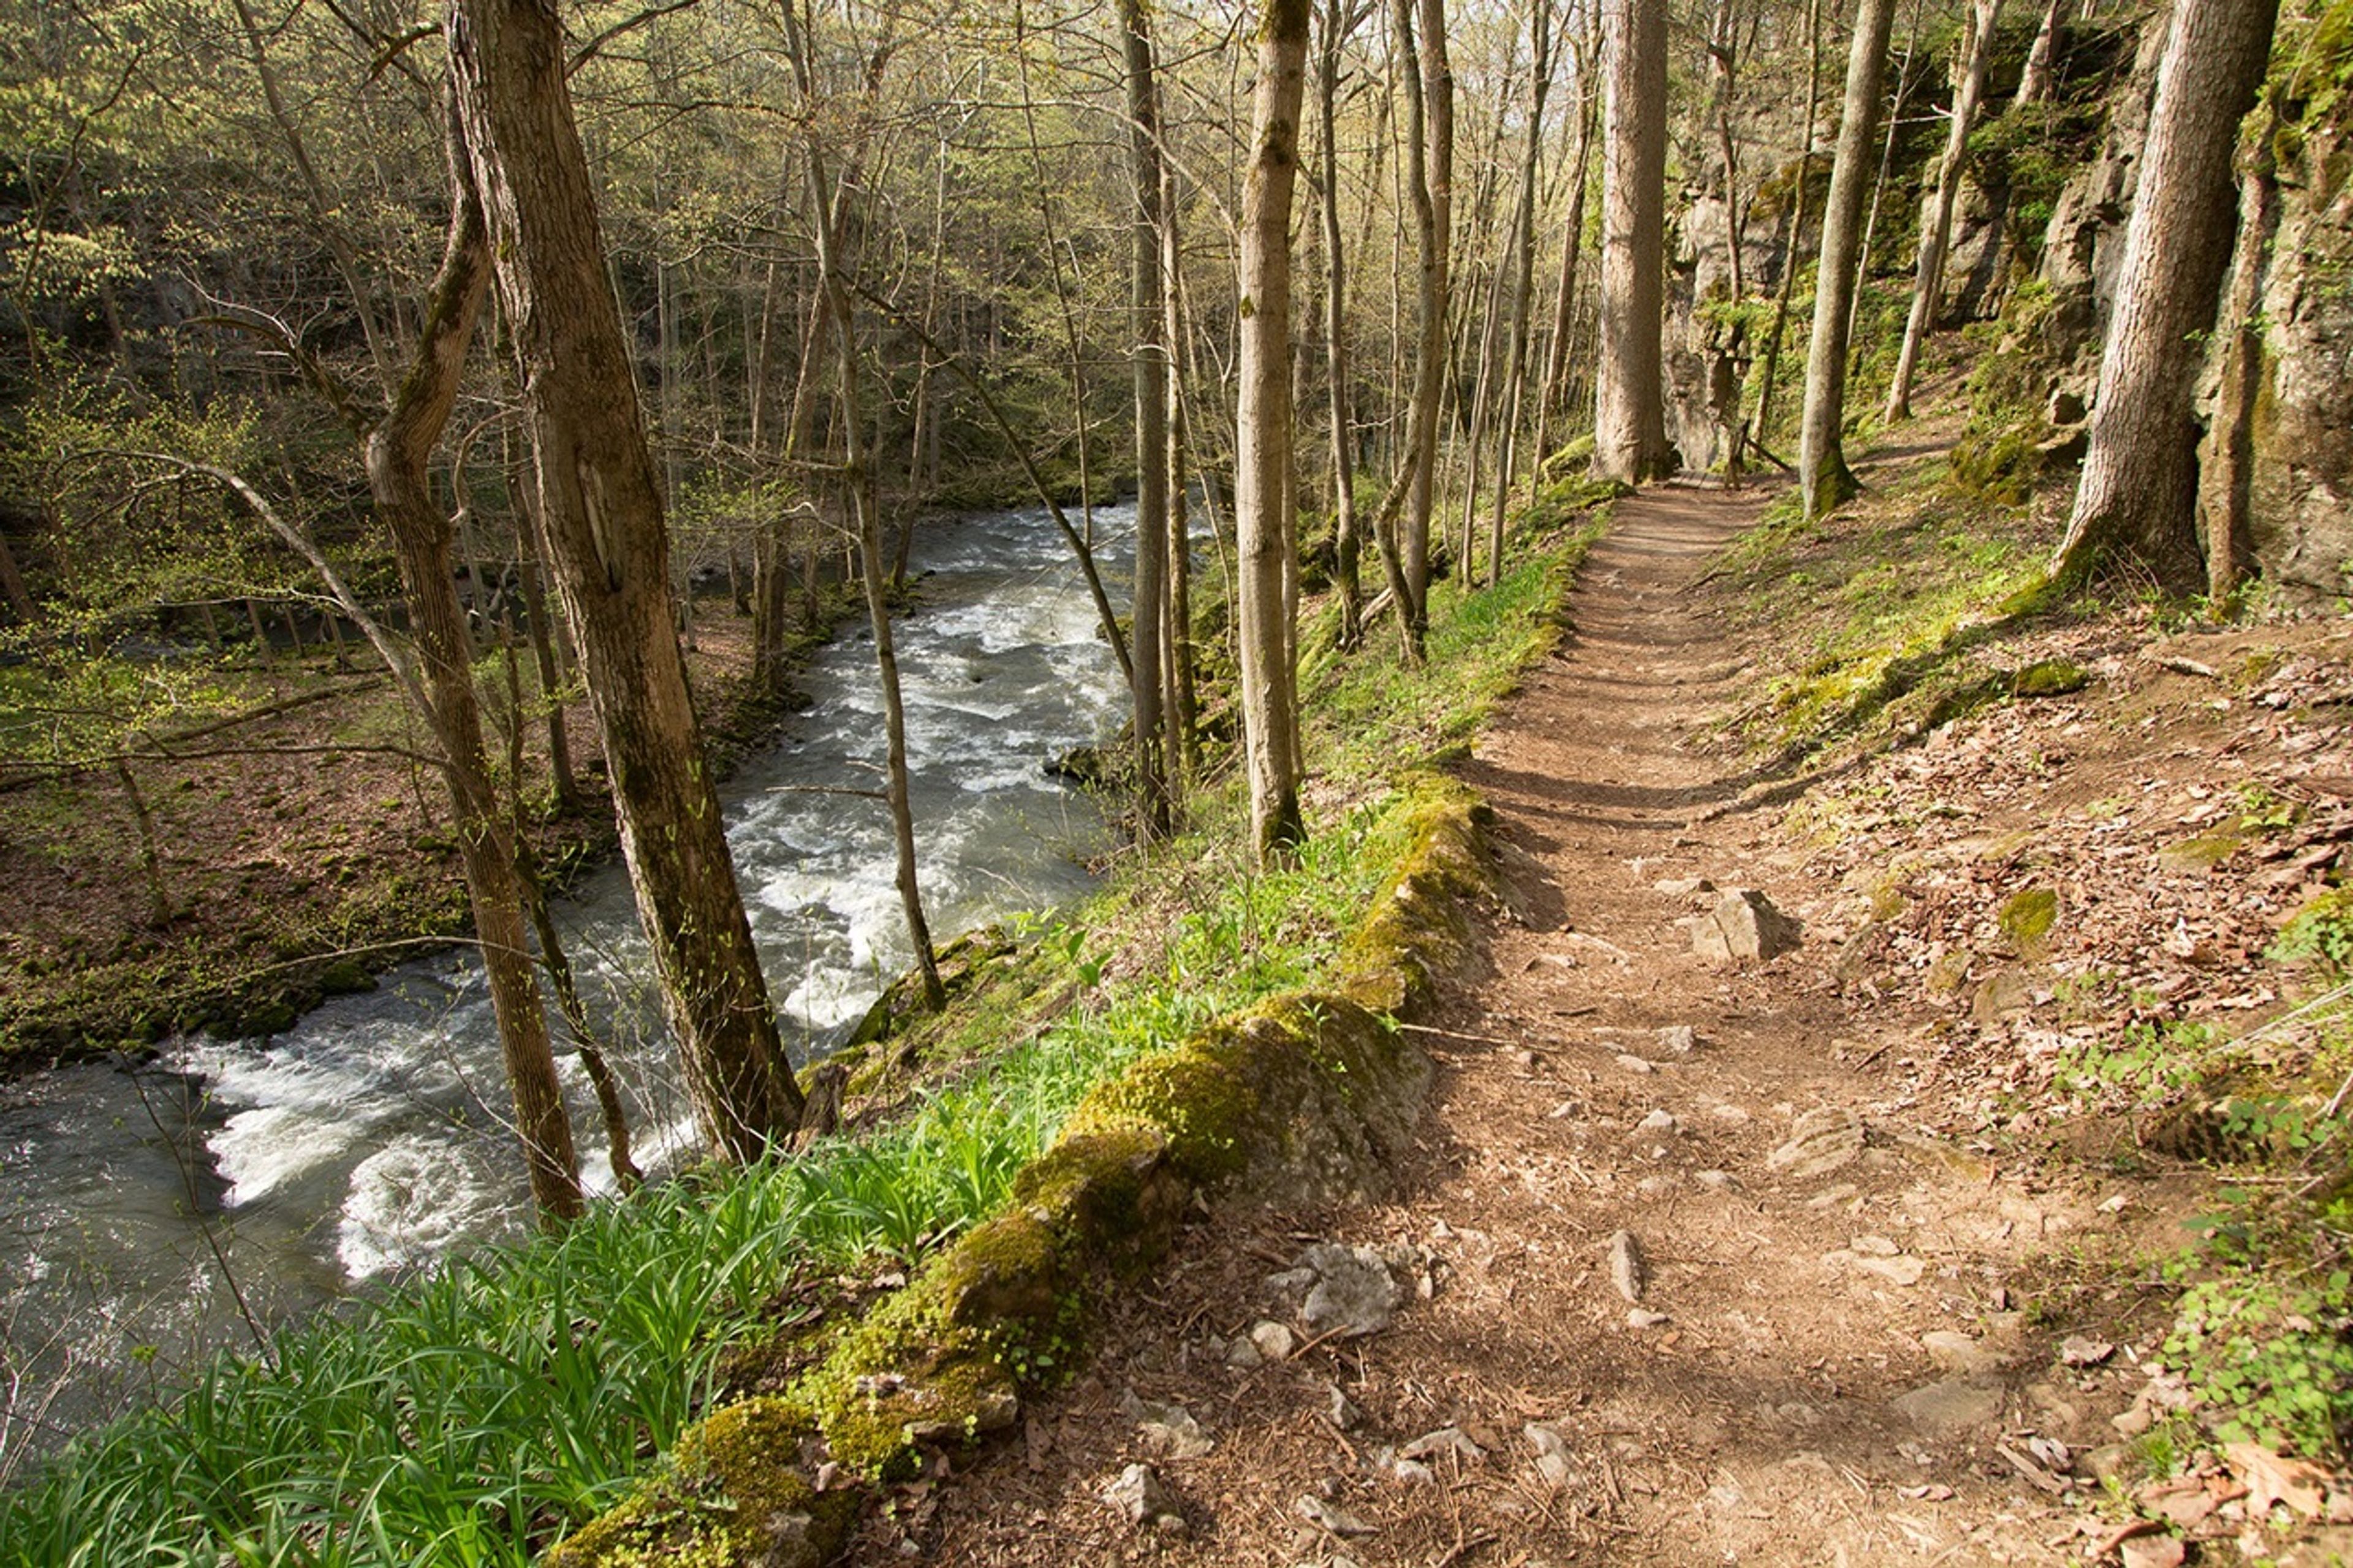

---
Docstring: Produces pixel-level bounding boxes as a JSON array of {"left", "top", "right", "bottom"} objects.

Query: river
[{"left": 0, "top": 504, "right": 1132, "bottom": 1459}]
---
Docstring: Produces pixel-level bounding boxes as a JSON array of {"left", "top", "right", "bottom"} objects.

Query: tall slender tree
[
  {"left": 1885, "top": 0, "right": 2002, "bottom": 422},
  {"left": 1237, "top": 0, "right": 1313, "bottom": 863},
  {"left": 1797, "top": 0, "right": 1898, "bottom": 518},
  {"left": 1121, "top": 0, "right": 1175, "bottom": 837},
  {"left": 1593, "top": 0, "right": 1674, "bottom": 483},
  {"left": 447, "top": 0, "right": 806, "bottom": 1161},
  {"left": 2052, "top": 0, "right": 2280, "bottom": 586}
]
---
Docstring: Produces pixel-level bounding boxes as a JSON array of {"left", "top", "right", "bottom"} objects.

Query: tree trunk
[
  {"left": 2198, "top": 131, "right": 2278, "bottom": 605},
  {"left": 0, "top": 529, "right": 35, "bottom": 622},
  {"left": 1593, "top": 0, "right": 1675, "bottom": 483},
  {"left": 1798, "top": 0, "right": 1898, "bottom": 518},
  {"left": 2055, "top": 0, "right": 2279, "bottom": 588},
  {"left": 781, "top": 5, "right": 946, "bottom": 1013},
  {"left": 1754, "top": 0, "right": 1826, "bottom": 446},
  {"left": 447, "top": 0, "right": 805, "bottom": 1162},
  {"left": 1887, "top": 0, "right": 2003, "bottom": 422},
  {"left": 1238, "top": 0, "right": 1312, "bottom": 865},
  {"left": 1534, "top": 61, "right": 1599, "bottom": 469},
  {"left": 1122, "top": 0, "right": 1174, "bottom": 839},
  {"left": 364, "top": 120, "right": 582, "bottom": 1222},
  {"left": 1163, "top": 169, "right": 1199, "bottom": 779},
  {"left": 2016, "top": 0, "right": 2065, "bottom": 108},
  {"left": 1489, "top": 0, "right": 1553, "bottom": 586},
  {"left": 1317, "top": 0, "right": 1364, "bottom": 650},
  {"left": 1396, "top": 0, "right": 1452, "bottom": 646}
]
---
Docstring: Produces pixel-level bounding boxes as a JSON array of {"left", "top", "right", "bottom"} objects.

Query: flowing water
[{"left": 0, "top": 505, "right": 1132, "bottom": 1456}]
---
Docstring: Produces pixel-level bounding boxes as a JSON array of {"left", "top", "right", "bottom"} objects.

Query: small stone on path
[
  {"left": 1689, "top": 888, "right": 1804, "bottom": 963},
  {"left": 1656, "top": 1024, "right": 1697, "bottom": 1053},
  {"left": 1295, "top": 1495, "right": 1376, "bottom": 1537},
  {"left": 1769, "top": 1106, "right": 1865, "bottom": 1178},
  {"left": 1121, "top": 1390, "right": 1214, "bottom": 1459},
  {"left": 1296, "top": 1244, "right": 1403, "bottom": 1338},
  {"left": 1250, "top": 1320, "right": 1297, "bottom": 1361},
  {"left": 1607, "top": 1230, "right": 1648, "bottom": 1303},
  {"left": 1615, "top": 1053, "right": 1656, "bottom": 1075},
  {"left": 1104, "top": 1464, "right": 1183, "bottom": 1532},
  {"left": 1627, "top": 1308, "right": 1672, "bottom": 1330},
  {"left": 1892, "top": 1376, "right": 2004, "bottom": 1435},
  {"left": 1638, "top": 1108, "right": 1677, "bottom": 1133}
]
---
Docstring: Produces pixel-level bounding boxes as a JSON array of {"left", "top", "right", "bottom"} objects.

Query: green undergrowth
[
  {"left": 0, "top": 506, "right": 1606, "bottom": 1567},
  {"left": 1715, "top": 453, "right": 2071, "bottom": 763}
]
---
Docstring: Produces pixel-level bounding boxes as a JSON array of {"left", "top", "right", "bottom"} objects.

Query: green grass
[{"left": 0, "top": 507, "right": 1606, "bottom": 1567}]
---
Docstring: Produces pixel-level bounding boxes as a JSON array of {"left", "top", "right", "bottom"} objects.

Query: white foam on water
[{"left": 338, "top": 1136, "right": 515, "bottom": 1279}]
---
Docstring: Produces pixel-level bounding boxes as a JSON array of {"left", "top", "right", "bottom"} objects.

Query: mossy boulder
[
  {"left": 1336, "top": 779, "right": 1492, "bottom": 1015},
  {"left": 1067, "top": 993, "right": 1430, "bottom": 1208},
  {"left": 544, "top": 1396, "right": 857, "bottom": 1568},
  {"left": 843, "top": 925, "right": 1017, "bottom": 1049},
  {"left": 1996, "top": 887, "right": 2060, "bottom": 960}
]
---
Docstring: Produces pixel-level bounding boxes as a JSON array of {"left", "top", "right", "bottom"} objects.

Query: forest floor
[
  {"left": 839, "top": 461, "right": 2353, "bottom": 1567},
  {"left": 0, "top": 607, "right": 825, "bottom": 1061}
]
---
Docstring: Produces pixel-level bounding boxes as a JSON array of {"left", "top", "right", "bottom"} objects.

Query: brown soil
[
  {"left": 0, "top": 615, "right": 795, "bottom": 1061},
  {"left": 840, "top": 479, "right": 2353, "bottom": 1567}
]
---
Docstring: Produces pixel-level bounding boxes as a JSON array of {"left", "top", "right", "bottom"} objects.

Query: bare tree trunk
[
  {"left": 779, "top": 4, "right": 945, "bottom": 1013},
  {"left": 1798, "top": 0, "right": 1898, "bottom": 518},
  {"left": 2016, "top": 0, "right": 2066, "bottom": 107},
  {"left": 1238, "top": 0, "right": 1313, "bottom": 865},
  {"left": 2054, "top": 0, "right": 2279, "bottom": 587},
  {"left": 1708, "top": 0, "right": 1747, "bottom": 304},
  {"left": 1534, "top": 54, "right": 1598, "bottom": 469},
  {"left": 1162, "top": 169, "right": 1199, "bottom": 778},
  {"left": 448, "top": 0, "right": 805, "bottom": 1162},
  {"left": 364, "top": 120, "right": 582, "bottom": 1222},
  {"left": 1754, "top": 0, "right": 1825, "bottom": 447},
  {"left": 0, "top": 530, "right": 35, "bottom": 623},
  {"left": 1887, "top": 0, "right": 2003, "bottom": 421},
  {"left": 1396, "top": 0, "right": 1452, "bottom": 646},
  {"left": 2198, "top": 131, "right": 2278, "bottom": 605},
  {"left": 1121, "top": 0, "right": 1173, "bottom": 839},
  {"left": 1593, "top": 0, "right": 1675, "bottom": 483},
  {"left": 1317, "top": 0, "right": 1364, "bottom": 650},
  {"left": 1488, "top": 0, "right": 1553, "bottom": 586}
]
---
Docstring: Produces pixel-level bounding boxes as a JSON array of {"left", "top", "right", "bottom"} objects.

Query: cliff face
[
  {"left": 2040, "top": 0, "right": 2353, "bottom": 600},
  {"left": 2231, "top": 40, "right": 2353, "bottom": 599}
]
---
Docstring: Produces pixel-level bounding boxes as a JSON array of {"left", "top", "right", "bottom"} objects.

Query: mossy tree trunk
[
  {"left": 1316, "top": 0, "right": 1365, "bottom": 650},
  {"left": 1238, "top": 0, "right": 1312, "bottom": 866},
  {"left": 1798, "top": 0, "right": 1898, "bottom": 518},
  {"left": 2052, "top": 0, "right": 2280, "bottom": 589},
  {"left": 447, "top": 0, "right": 805, "bottom": 1161}
]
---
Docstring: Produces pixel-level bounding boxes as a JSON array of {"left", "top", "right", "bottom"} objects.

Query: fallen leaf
[{"left": 2226, "top": 1440, "right": 2332, "bottom": 1518}]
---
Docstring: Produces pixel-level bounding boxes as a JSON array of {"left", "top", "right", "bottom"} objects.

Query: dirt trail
[{"left": 853, "top": 484, "right": 2165, "bottom": 1567}]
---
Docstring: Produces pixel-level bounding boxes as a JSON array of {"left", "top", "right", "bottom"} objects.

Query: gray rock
[
  {"left": 1637, "top": 1108, "right": 1678, "bottom": 1134},
  {"left": 1657, "top": 1024, "right": 1699, "bottom": 1054},
  {"left": 1627, "top": 1307, "right": 1672, "bottom": 1329},
  {"left": 1120, "top": 1390, "right": 1214, "bottom": 1459},
  {"left": 1891, "top": 1376, "right": 2004, "bottom": 1436},
  {"left": 1297, "top": 1244, "right": 1403, "bottom": 1338},
  {"left": 1250, "top": 1320, "right": 1298, "bottom": 1362},
  {"left": 1400, "top": 1426, "right": 1485, "bottom": 1463},
  {"left": 1690, "top": 888, "right": 1804, "bottom": 963},
  {"left": 1104, "top": 1463, "right": 1181, "bottom": 1531},
  {"left": 1296, "top": 1495, "right": 1377, "bottom": 1536},
  {"left": 1607, "top": 1230, "right": 1648, "bottom": 1303},
  {"left": 1767, "top": 1106, "right": 1865, "bottom": 1178},
  {"left": 1921, "top": 1330, "right": 2001, "bottom": 1376},
  {"left": 1322, "top": 1384, "right": 1362, "bottom": 1431},
  {"left": 1225, "top": 1335, "right": 1264, "bottom": 1369}
]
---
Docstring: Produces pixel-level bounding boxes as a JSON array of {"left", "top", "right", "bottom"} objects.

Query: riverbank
[
  {"left": 0, "top": 493, "right": 1610, "bottom": 1563},
  {"left": 0, "top": 592, "right": 855, "bottom": 1065}
]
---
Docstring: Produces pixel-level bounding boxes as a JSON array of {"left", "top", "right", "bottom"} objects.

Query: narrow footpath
[{"left": 852, "top": 483, "right": 2172, "bottom": 1567}]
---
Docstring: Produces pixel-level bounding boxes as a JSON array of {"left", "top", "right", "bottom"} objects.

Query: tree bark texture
[
  {"left": 1593, "top": 0, "right": 1675, "bottom": 483},
  {"left": 1317, "top": 0, "right": 1363, "bottom": 650},
  {"left": 2197, "top": 134, "right": 2278, "bottom": 605},
  {"left": 1122, "top": 0, "right": 1173, "bottom": 838},
  {"left": 2053, "top": 0, "right": 2279, "bottom": 588},
  {"left": 447, "top": 0, "right": 804, "bottom": 1162},
  {"left": 1238, "top": 0, "right": 1311, "bottom": 865},
  {"left": 365, "top": 119, "right": 581, "bottom": 1222},
  {"left": 1887, "top": 0, "right": 2001, "bottom": 422},
  {"left": 1798, "top": 0, "right": 1898, "bottom": 518}
]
